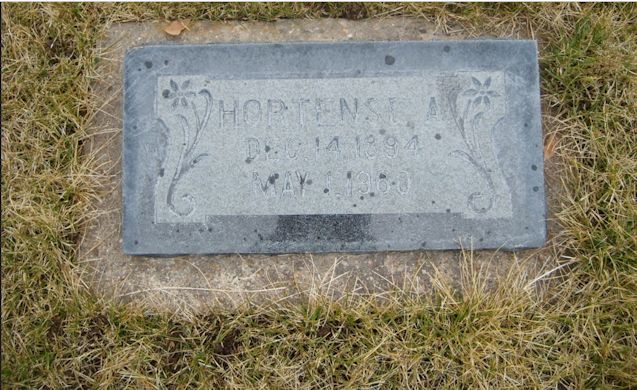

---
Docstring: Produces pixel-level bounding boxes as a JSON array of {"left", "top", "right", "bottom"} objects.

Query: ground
[{"left": 2, "top": 3, "right": 636, "bottom": 388}]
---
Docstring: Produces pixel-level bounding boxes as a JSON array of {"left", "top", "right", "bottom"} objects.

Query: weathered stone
[{"left": 123, "top": 40, "right": 545, "bottom": 254}]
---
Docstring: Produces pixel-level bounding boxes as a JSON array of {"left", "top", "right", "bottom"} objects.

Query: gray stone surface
[
  {"left": 123, "top": 40, "right": 545, "bottom": 254},
  {"left": 79, "top": 19, "right": 560, "bottom": 311}
]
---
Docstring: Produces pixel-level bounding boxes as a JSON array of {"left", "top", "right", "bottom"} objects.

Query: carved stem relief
[
  {"left": 447, "top": 76, "right": 504, "bottom": 214},
  {"left": 158, "top": 79, "right": 212, "bottom": 217}
]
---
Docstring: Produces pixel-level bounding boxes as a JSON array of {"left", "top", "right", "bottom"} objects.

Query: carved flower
[
  {"left": 462, "top": 77, "right": 500, "bottom": 109},
  {"left": 162, "top": 79, "right": 196, "bottom": 109}
]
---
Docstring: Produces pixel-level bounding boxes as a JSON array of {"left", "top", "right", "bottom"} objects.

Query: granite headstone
[{"left": 123, "top": 40, "right": 545, "bottom": 255}]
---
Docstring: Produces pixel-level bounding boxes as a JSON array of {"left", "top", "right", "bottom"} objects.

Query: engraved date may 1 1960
[{"left": 252, "top": 169, "right": 412, "bottom": 199}]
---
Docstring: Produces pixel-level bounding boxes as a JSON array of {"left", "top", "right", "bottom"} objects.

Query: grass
[{"left": 2, "top": 2, "right": 636, "bottom": 388}]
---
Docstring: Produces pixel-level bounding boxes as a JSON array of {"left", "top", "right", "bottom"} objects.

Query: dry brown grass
[{"left": 2, "top": 3, "right": 636, "bottom": 388}]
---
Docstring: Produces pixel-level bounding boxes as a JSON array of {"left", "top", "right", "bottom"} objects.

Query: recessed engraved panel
[
  {"left": 155, "top": 74, "right": 511, "bottom": 223},
  {"left": 123, "top": 40, "right": 546, "bottom": 254}
]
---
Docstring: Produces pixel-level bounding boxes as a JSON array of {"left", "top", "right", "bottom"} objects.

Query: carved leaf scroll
[
  {"left": 158, "top": 79, "right": 212, "bottom": 217},
  {"left": 448, "top": 75, "right": 504, "bottom": 214}
]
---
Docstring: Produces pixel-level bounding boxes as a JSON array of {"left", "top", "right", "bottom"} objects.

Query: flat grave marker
[{"left": 123, "top": 40, "right": 545, "bottom": 255}]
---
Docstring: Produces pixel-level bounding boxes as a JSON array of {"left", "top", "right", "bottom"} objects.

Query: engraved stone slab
[{"left": 123, "top": 40, "right": 546, "bottom": 255}]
